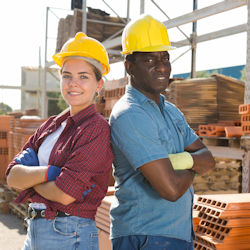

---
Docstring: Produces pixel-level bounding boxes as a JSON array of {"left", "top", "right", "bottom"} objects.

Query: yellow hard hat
[
  {"left": 53, "top": 32, "right": 110, "bottom": 75},
  {"left": 121, "top": 14, "right": 174, "bottom": 55}
]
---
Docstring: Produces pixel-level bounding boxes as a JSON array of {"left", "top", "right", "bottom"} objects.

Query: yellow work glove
[{"left": 168, "top": 152, "right": 194, "bottom": 170}]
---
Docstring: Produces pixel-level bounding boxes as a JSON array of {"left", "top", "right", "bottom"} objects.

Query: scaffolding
[{"left": 42, "top": 0, "right": 249, "bottom": 118}]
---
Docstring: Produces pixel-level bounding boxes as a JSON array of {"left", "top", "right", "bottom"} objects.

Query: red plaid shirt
[{"left": 6, "top": 104, "right": 113, "bottom": 220}]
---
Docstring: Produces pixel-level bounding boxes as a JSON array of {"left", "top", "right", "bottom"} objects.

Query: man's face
[{"left": 127, "top": 51, "right": 171, "bottom": 95}]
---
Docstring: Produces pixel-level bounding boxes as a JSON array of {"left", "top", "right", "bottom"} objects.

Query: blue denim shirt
[{"left": 109, "top": 85, "right": 198, "bottom": 241}]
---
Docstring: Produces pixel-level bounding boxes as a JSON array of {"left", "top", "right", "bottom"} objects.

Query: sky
[{"left": 0, "top": 0, "right": 248, "bottom": 110}]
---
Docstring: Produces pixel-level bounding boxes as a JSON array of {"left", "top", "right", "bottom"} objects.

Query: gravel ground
[{"left": 0, "top": 212, "right": 27, "bottom": 250}]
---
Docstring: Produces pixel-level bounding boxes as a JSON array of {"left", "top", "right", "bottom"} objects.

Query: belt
[{"left": 27, "top": 207, "right": 71, "bottom": 220}]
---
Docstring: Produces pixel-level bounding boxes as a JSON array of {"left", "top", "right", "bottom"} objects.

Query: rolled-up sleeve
[{"left": 55, "top": 123, "right": 113, "bottom": 201}]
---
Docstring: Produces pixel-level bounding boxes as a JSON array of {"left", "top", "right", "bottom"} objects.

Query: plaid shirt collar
[{"left": 53, "top": 104, "right": 97, "bottom": 128}]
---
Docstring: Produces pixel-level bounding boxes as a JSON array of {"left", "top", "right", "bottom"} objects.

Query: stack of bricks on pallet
[
  {"left": 167, "top": 74, "right": 244, "bottom": 132},
  {"left": 193, "top": 158, "right": 241, "bottom": 195},
  {"left": 56, "top": 8, "right": 125, "bottom": 54},
  {"left": 0, "top": 116, "right": 15, "bottom": 180},
  {"left": 95, "top": 187, "right": 115, "bottom": 250},
  {"left": 193, "top": 193, "right": 250, "bottom": 250},
  {"left": 239, "top": 104, "right": 250, "bottom": 135}
]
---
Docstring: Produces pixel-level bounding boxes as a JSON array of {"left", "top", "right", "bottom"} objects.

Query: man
[{"left": 109, "top": 14, "right": 215, "bottom": 250}]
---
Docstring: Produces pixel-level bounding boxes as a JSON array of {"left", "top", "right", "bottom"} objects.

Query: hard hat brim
[{"left": 121, "top": 44, "right": 176, "bottom": 55}]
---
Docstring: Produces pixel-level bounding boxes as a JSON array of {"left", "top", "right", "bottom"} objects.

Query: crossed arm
[
  {"left": 139, "top": 138, "right": 215, "bottom": 202},
  {"left": 6, "top": 149, "right": 75, "bottom": 205}
]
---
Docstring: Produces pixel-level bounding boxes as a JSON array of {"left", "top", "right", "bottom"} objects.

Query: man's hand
[
  {"left": 15, "top": 148, "right": 39, "bottom": 166},
  {"left": 190, "top": 148, "right": 215, "bottom": 175},
  {"left": 45, "top": 165, "right": 61, "bottom": 181}
]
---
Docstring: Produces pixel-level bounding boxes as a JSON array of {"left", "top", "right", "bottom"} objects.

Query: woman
[{"left": 6, "top": 32, "right": 114, "bottom": 250}]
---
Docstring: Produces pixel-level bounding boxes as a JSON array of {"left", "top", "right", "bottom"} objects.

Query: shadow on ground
[{"left": 0, "top": 212, "right": 26, "bottom": 234}]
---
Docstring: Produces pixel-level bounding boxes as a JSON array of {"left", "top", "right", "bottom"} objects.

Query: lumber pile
[{"left": 193, "top": 193, "right": 250, "bottom": 249}]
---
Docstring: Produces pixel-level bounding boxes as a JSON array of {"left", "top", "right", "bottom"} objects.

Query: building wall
[{"left": 21, "top": 67, "right": 60, "bottom": 114}]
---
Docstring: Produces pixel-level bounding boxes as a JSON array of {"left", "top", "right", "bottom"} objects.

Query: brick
[
  {"left": 242, "top": 124, "right": 250, "bottom": 135},
  {"left": 241, "top": 114, "right": 250, "bottom": 125},
  {"left": 0, "top": 116, "right": 14, "bottom": 131},
  {"left": 224, "top": 126, "right": 242, "bottom": 138},
  {"left": 239, "top": 104, "right": 250, "bottom": 115}
]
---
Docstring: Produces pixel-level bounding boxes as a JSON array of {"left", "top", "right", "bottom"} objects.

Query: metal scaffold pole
[
  {"left": 245, "top": 0, "right": 250, "bottom": 104},
  {"left": 42, "top": 6, "right": 49, "bottom": 119},
  {"left": 191, "top": 0, "right": 197, "bottom": 78},
  {"left": 140, "top": 0, "right": 145, "bottom": 14},
  {"left": 82, "top": 0, "right": 87, "bottom": 33},
  {"left": 241, "top": 0, "right": 250, "bottom": 193}
]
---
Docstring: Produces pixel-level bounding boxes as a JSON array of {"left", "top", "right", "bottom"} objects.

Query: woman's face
[{"left": 60, "top": 58, "right": 104, "bottom": 115}]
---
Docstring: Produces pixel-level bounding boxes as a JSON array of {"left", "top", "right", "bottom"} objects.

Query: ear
[
  {"left": 96, "top": 78, "right": 104, "bottom": 92},
  {"left": 124, "top": 60, "right": 133, "bottom": 76}
]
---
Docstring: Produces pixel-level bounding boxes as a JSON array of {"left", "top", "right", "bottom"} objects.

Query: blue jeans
[
  {"left": 112, "top": 235, "right": 194, "bottom": 250},
  {"left": 23, "top": 216, "right": 98, "bottom": 250}
]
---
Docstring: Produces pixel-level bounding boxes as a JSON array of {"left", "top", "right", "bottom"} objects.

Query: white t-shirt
[
  {"left": 38, "top": 121, "right": 67, "bottom": 166},
  {"left": 30, "top": 121, "right": 67, "bottom": 210}
]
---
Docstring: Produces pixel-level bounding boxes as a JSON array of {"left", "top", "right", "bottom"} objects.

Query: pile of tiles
[{"left": 193, "top": 193, "right": 250, "bottom": 249}]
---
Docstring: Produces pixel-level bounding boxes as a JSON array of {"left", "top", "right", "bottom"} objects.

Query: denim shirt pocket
[
  {"left": 158, "top": 127, "right": 175, "bottom": 153},
  {"left": 175, "top": 118, "right": 186, "bottom": 136}
]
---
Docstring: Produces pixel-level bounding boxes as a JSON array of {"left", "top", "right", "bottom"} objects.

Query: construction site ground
[{"left": 0, "top": 212, "right": 26, "bottom": 250}]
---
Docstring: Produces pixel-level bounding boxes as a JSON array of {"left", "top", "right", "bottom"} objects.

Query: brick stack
[
  {"left": 193, "top": 193, "right": 250, "bottom": 249},
  {"left": 56, "top": 8, "right": 125, "bottom": 63},
  {"left": 0, "top": 116, "right": 15, "bottom": 181},
  {"left": 103, "top": 77, "right": 128, "bottom": 119},
  {"left": 239, "top": 104, "right": 250, "bottom": 135},
  {"left": 95, "top": 187, "right": 115, "bottom": 250},
  {"left": 168, "top": 74, "right": 244, "bottom": 132},
  {"left": 8, "top": 119, "right": 46, "bottom": 162},
  {"left": 104, "top": 87, "right": 125, "bottom": 118}
]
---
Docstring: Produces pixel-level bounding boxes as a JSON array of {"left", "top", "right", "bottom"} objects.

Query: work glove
[
  {"left": 15, "top": 148, "right": 39, "bottom": 166},
  {"left": 45, "top": 165, "right": 61, "bottom": 181}
]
